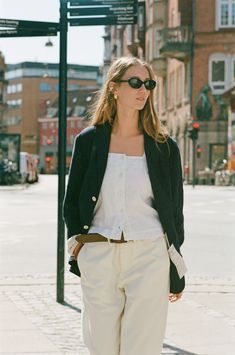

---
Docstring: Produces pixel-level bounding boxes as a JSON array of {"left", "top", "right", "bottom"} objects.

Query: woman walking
[{"left": 63, "top": 56, "right": 185, "bottom": 355}]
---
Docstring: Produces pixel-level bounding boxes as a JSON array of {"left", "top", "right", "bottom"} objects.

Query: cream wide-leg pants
[{"left": 77, "top": 235, "right": 170, "bottom": 355}]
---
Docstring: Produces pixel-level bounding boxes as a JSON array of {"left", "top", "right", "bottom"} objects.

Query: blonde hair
[{"left": 89, "top": 56, "right": 168, "bottom": 142}]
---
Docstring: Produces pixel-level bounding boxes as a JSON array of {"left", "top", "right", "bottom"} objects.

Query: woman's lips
[{"left": 136, "top": 97, "right": 145, "bottom": 102}]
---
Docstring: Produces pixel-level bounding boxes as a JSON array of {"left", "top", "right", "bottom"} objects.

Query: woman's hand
[
  {"left": 73, "top": 242, "right": 84, "bottom": 259},
  {"left": 169, "top": 292, "right": 183, "bottom": 303}
]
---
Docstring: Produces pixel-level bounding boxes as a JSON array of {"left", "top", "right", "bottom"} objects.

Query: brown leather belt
[{"left": 75, "top": 232, "right": 128, "bottom": 244}]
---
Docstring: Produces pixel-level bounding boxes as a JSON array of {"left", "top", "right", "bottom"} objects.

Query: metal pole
[
  {"left": 57, "top": 0, "right": 68, "bottom": 303},
  {"left": 192, "top": 139, "right": 196, "bottom": 188}
]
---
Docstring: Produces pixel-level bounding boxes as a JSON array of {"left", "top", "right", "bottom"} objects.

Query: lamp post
[{"left": 57, "top": 0, "right": 68, "bottom": 303}]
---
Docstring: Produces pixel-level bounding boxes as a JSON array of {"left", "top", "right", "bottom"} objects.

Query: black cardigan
[{"left": 63, "top": 122, "right": 185, "bottom": 293}]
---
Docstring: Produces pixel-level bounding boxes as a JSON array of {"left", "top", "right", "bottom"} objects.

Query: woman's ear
[{"left": 109, "top": 81, "right": 118, "bottom": 94}]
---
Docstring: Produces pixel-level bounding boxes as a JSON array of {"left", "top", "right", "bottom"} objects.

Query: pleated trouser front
[{"left": 77, "top": 235, "right": 170, "bottom": 355}]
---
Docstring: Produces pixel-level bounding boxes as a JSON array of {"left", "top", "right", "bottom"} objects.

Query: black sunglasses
[{"left": 116, "top": 77, "right": 156, "bottom": 90}]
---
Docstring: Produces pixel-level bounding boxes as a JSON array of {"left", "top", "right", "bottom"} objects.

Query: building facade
[
  {"left": 38, "top": 88, "right": 95, "bottom": 173},
  {"left": 3, "top": 62, "right": 102, "bottom": 155},
  {"left": 0, "top": 52, "right": 7, "bottom": 131},
  {"left": 104, "top": 0, "right": 235, "bottom": 181}
]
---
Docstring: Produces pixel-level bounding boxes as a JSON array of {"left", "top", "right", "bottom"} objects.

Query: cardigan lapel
[
  {"left": 94, "top": 122, "right": 112, "bottom": 192},
  {"left": 143, "top": 131, "right": 170, "bottom": 209}
]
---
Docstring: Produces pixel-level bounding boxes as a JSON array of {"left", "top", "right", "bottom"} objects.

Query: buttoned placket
[
  {"left": 107, "top": 154, "right": 126, "bottom": 244},
  {"left": 118, "top": 155, "right": 127, "bottom": 238}
]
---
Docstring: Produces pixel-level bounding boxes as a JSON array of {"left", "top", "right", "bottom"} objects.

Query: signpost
[
  {"left": 67, "top": 0, "right": 138, "bottom": 26},
  {"left": 69, "top": 0, "right": 135, "bottom": 5},
  {"left": 69, "top": 5, "right": 137, "bottom": 17},
  {"left": 69, "top": 16, "right": 136, "bottom": 26},
  {"left": 0, "top": 29, "right": 58, "bottom": 37},
  {"left": 0, "top": 19, "right": 59, "bottom": 37},
  {"left": 1, "top": 0, "right": 138, "bottom": 304}
]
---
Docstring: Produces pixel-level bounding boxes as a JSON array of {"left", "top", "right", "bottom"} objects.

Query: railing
[{"left": 161, "top": 26, "right": 192, "bottom": 46}]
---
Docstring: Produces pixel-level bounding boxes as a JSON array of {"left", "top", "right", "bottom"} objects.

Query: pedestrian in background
[{"left": 63, "top": 56, "right": 185, "bottom": 355}]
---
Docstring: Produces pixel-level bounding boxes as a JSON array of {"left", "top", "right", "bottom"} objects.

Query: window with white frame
[
  {"left": 233, "top": 57, "right": 235, "bottom": 81},
  {"left": 209, "top": 53, "right": 235, "bottom": 94},
  {"left": 16, "top": 83, "right": 22, "bottom": 92},
  {"left": 217, "top": 0, "right": 235, "bottom": 28}
]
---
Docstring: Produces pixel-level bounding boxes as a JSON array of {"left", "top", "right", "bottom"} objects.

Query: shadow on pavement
[
  {"left": 163, "top": 343, "right": 198, "bottom": 354},
  {"left": 62, "top": 300, "right": 82, "bottom": 313}
]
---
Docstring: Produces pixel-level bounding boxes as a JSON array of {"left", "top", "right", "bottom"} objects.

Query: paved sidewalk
[{"left": 0, "top": 273, "right": 235, "bottom": 355}]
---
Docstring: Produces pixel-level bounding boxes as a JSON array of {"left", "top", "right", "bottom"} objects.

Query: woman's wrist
[
  {"left": 73, "top": 242, "right": 84, "bottom": 258},
  {"left": 67, "top": 235, "right": 81, "bottom": 255}
]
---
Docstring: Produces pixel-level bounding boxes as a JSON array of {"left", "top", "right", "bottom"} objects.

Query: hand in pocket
[{"left": 73, "top": 242, "right": 84, "bottom": 259}]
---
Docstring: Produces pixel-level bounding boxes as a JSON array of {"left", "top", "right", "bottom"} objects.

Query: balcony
[{"left": 159, "top": 26, "right": 193, "bottom": 61}]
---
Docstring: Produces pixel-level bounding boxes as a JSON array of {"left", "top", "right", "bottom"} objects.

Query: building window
[
  {"left": 210, "top": 57, "right": 226, "bottom": 93},
  {"left": 217, "top": 0, "right": 235, "bottom": 28},
  {"left": 209, "top": 53, "right": 235, "bottom": 94},
  {"left": 168, "top": 72, "right": 175, "bottom": 108},
  {"left": 233, "top": 58, "right": 235, "bottom": 81},
  {"left": 39, "top": 83, "right": 51, "bottom": 92},
  {"left": 7, "top": 84, "right": 23, "bottom": 93},
  {"left": 7, "top": 99, "right": 22, "bottom": 108},
  {"left": 42, "top": 122, "right": 47, "bottom": 129},
  {"left": 212, "top": 60, "right": 225, "bottom": 81},
  {"left": 162, "top": 78, "right": 166, "bottom": 111},
  {"left": 16, "top": 83, "right": 23, "bottom": 92}
]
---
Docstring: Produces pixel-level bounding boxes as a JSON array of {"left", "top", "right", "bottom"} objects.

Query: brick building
[
  {"left": 3, "top": 62, "right": 102, "bottom": 155},
  {"left": 38, "top": 88, "right": 95, "bottom": 173},
  {"left": 104, "top": 0, "right": 235, "bottom": 181}
]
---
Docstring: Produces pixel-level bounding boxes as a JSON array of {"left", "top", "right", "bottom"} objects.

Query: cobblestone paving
[{"left": 1, "top": 273, "right": 235, "bottom": 355}]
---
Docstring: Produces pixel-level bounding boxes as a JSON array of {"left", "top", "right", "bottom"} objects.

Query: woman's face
[{"left": 112, "top": 64, "right": 151, "bottom": 111}]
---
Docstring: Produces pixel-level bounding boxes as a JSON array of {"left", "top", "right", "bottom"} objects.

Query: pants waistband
[{"left": 75, "top": 232, "right": 128, "bottom": 244}]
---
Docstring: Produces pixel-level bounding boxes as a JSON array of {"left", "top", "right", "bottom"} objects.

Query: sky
[{"left": 0, "top": 0, "right": 105, "bottom": 66}]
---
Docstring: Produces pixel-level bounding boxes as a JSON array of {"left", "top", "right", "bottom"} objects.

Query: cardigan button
[
  {"left": 92, "top": 196, "right": 97, "bottom": 202},
  {"left": 83, "top": 225, "right": 89, "bottom": 230}
]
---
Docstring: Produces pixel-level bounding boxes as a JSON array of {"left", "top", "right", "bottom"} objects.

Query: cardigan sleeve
[
  {"left": 63, "top": 134, "right": 85, "bottom": 239},
  {"left": 170, "top": 140, "right": 185, "bottom": 247}
]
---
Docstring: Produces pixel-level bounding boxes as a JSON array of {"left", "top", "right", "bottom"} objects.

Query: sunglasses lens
[
  {"left": 145, "top": 80, "right": 156, "bottom": 90},
  {"left": 129, "top": 78, "right": 142, "bottom": 89}
]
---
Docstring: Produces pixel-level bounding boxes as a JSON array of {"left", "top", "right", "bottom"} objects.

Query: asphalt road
[{"left": 0, "top": 175, "right": 235, "bottom": 280}]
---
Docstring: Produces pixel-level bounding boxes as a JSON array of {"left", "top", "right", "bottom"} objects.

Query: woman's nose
[{"left": 139, "top": 84, "right": 147, "bottom": 92}]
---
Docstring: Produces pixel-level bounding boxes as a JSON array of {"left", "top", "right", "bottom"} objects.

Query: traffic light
[
  {"left": 45, "top": 157, "right": 51, "bottom": 163},
  {"left": 187, "top": 122, "right": 200, "bottom": 140}
]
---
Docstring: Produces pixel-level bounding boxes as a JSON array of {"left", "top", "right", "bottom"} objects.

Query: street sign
[
  {"left": 0, "top": 19, "right": 59, "bottom": 32},
  {"left": 69, "top": 0, "right": 135, "bottom": 6},
  {"left": 69, "top": 4, "right": 137, "bottom": 17},
  {"left": 0, "top": 29, "right": 58, "bottom": 38},
  {"left": 69, "top": 15, "right": 137, "bottom": 26},
  {"left": 68, "top": 0, "right": 137, "bottom": 26}
]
